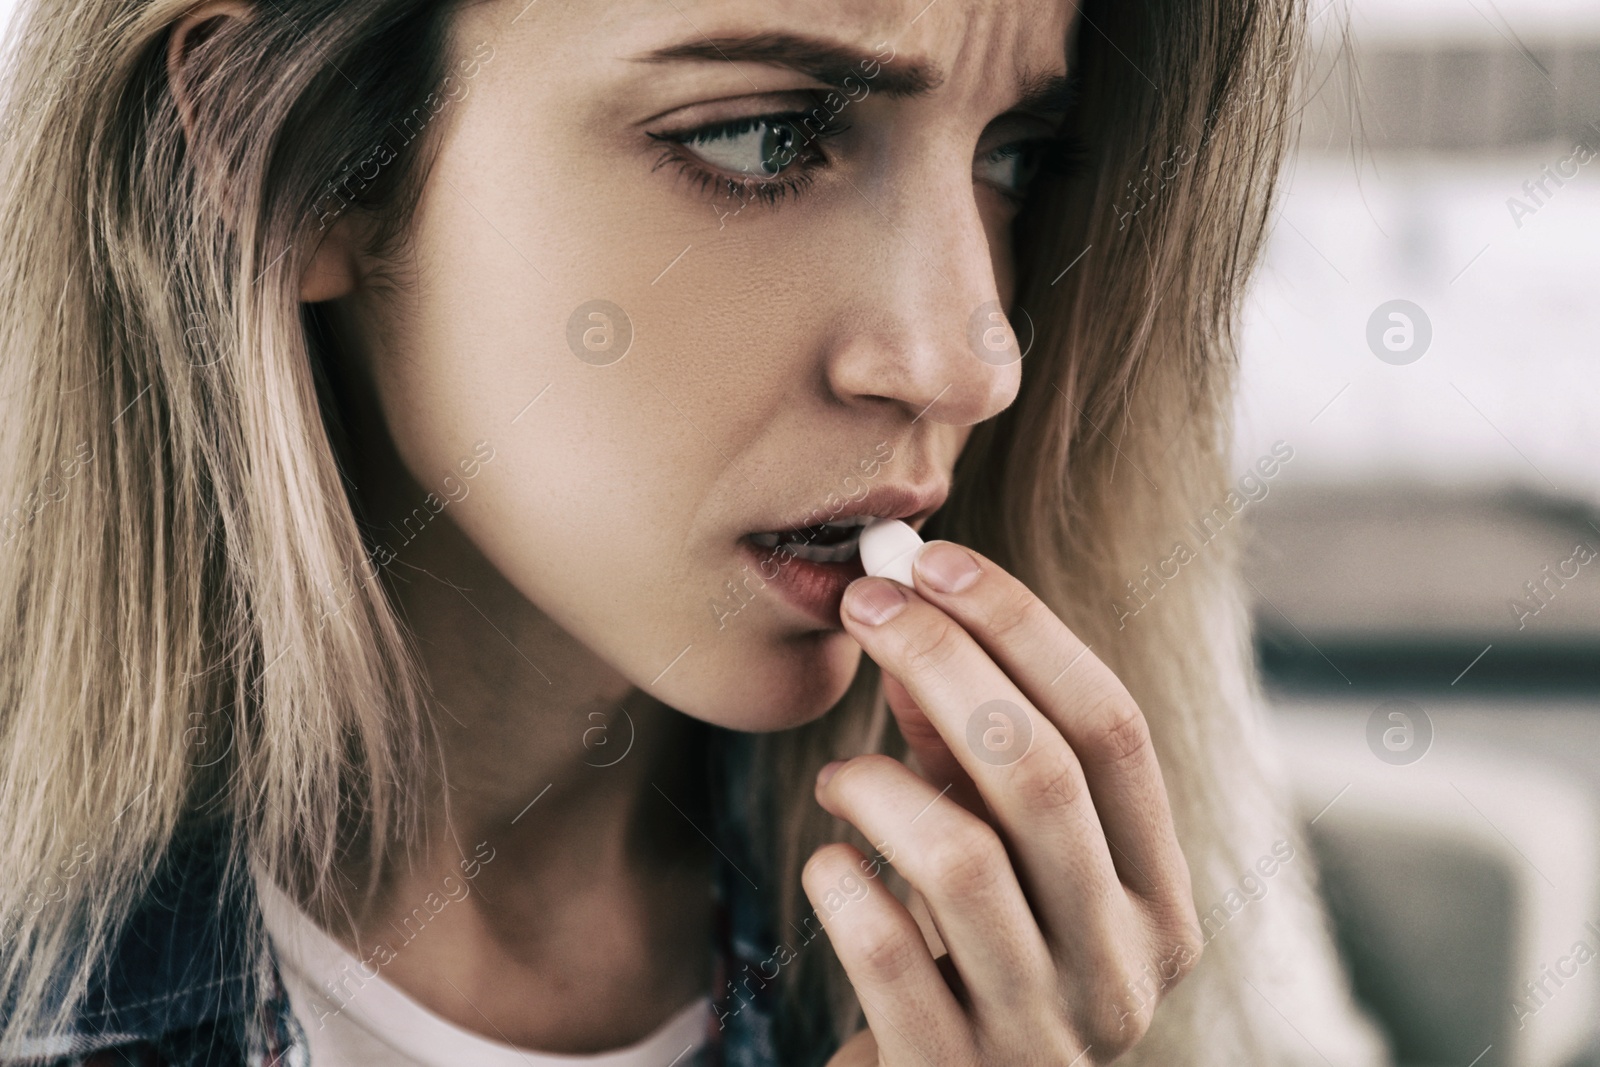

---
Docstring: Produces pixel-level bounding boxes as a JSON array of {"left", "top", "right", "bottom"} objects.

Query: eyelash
[
  {"left": 647, "top": 109, "right": 851, "bottom": 209},
  {"left": 648, "top": 109, "right": 1092, "bottom": 212}
]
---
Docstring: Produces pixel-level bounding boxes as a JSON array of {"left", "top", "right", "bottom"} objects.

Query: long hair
[{"left": 0, "top": 0, "right": 1389, "bottom": 1063}]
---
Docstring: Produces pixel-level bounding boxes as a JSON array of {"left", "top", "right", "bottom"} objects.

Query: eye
[
  {"left": 976, "top": 142, "right": 1037, "bottom": 198},
  {"left": 976, "top": 132, "right": 1091, "bottom": 204},
  {"left": 679, "top": 114, "right": 808, "bottom": 178},
  {"left": 648, "top": 106, "right": 851, "bottom": 210}
]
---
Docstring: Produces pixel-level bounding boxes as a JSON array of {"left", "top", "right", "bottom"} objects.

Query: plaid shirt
[{"left": 3, "top": 729, "right": 804, "bottom": 1067}]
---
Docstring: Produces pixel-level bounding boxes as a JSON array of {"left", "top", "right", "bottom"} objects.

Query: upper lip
[{"left": 749, "top": 482, "right": 951, "bottom": 536}]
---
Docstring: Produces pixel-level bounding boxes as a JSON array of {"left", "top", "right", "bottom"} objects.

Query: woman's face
[{"left": 322, "top": 0, "right": 1075, "bottom": 732}]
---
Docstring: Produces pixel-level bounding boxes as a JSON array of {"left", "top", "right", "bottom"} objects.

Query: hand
[{"left": 804, "top": 540, "right": 1203, "bottom": 1065}]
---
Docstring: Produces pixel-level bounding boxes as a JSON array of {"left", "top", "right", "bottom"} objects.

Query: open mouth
[{"left": 746, "top": 515, "right": 873, "bottom": 563}]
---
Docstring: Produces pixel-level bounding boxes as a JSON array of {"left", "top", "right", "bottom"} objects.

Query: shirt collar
[
  {"left": 5, "top": 825, "right": 259, "bottom": 1060},
  {"left": 8, "top": 728, "right": 786, "bottom": 1063}
]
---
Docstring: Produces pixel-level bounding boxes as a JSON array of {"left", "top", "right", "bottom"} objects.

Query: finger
[
  {"left": 840, "top": 575, "right": 1125, "bottom": 947},
  {"left": 907, "top": 887, "right": 949, "bottom": 959},
  {"left": 908, "top": 540, "right": 1190, "bottom": 906},
  {"left": 815, "top": 753, "right": 1055, "bottom": 1025},
  {"left": 881, "top": 670, "right": 988, "bottom": 821},
  {"left": 801, "top": 841, "right": 973, "bottom": 1064}
]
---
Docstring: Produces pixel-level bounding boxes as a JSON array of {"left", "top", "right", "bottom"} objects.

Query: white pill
[{"left": 859, "top": 517, "right": 924, "bottom": 587}]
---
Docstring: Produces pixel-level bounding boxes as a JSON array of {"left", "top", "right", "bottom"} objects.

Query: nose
[{"left": 819, "top": 156, "right": 1025, "bottom": 427}]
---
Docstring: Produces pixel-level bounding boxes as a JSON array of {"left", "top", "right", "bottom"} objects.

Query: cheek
[{"left": 351, "top": 124, "right": 862, "bottom": 730}]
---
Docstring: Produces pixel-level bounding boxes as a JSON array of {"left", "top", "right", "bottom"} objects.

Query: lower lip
[{"left": 737, "top": 537, "right": 866, "bottom": 628}]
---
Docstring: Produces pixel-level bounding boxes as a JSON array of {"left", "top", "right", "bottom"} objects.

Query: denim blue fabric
[{"left": 0, "top": 725, "right": 811, "bottom": 1067}]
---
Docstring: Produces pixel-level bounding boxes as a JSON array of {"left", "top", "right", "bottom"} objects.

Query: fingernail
[
  {"left": 817, "top": 760, "right": 843, "bottom": 787},
  {"left": 914, "top": 541, "right": 980, "bottom": 593},
  {"left": 844, "top": 578, "right": 907, "bottom": 625}
]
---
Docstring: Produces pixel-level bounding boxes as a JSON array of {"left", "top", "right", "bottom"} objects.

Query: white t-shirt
[{"left": 254, "top": 869, "right": 714, "bottom": 1066}]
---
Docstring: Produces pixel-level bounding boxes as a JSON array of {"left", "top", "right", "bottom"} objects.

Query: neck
[
  {"left": 298, "top": 305, "right": 717, "bottom": 1052},
  {"left": 310, "top": 462, "right": 715, "bottom": 1050},
  {"left": 340, "top": 490, "right": 714, "bottom": 906}
]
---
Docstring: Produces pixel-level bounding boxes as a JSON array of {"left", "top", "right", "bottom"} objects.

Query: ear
[
  {"left": 167, "top": 1, "right": 363, "bottom": 303},
  {"left": 166, "top": 0, "right": 253, "bottom": 139}
]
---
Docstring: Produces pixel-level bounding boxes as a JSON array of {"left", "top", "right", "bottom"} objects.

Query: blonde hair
[{"left": 0, "top": 0, "right": 1388, "bottom": 1063}]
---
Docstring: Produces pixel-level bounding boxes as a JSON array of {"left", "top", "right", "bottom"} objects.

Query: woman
[{"left": 0, "top": 0, "right": 1392, "bottom": 1062}]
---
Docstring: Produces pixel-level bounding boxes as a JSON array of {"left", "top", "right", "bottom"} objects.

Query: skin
[{"left": 166, "top": 0, "right": 1203, "bottom": 1060}]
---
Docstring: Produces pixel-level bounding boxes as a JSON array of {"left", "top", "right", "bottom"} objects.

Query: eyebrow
[{"left": 631, "top": 31, "right": 1075, "bottom": 117}]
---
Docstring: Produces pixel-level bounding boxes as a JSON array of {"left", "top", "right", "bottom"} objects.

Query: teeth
[
  {"left": 784, "top": 538, "right": 860, "bottom": 563},
  {"left": 748, "top": 514, "right": 878, "bottom": 562}
]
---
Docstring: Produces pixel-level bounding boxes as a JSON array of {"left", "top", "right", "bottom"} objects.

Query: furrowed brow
[
  {"left": 1012, "top": 70, "right": 1076, "bottom": 118},
  {"left": 632, "top": 31, "right": 1073, "bottom": 118},
  {"left": 630, "top": 31, "right": 942, "bottom": 98}
]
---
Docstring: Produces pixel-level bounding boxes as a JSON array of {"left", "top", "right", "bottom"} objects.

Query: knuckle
[
  {"left": 923, "top": 823, "right": 1006, "bottom": 900},
  {"left": 1173, "top": 940, "right": 1204, "bottom": 985},
  {"left": 1099, "top": 994, "right": 1156, "bottom": 1053},
  {"left": 979, "top": 585, "right": 1036, "bottom": 645},
  {"left": 1085, "top": 691, "right": 1152, "bottom": 770},
  {"left": 907, "top": 613, "right": 967, "bottom": 673},
  {"left": 1158, "top": 917, "right": 1207, "bottom": 982},
  {"left": 1010, "top": 742, "right": 1086, "bottom": 814},
  {"left": 853, "top": 923, "right": 925, "bottom": 985},
  {"left": 1080, "top": 934, "right": 1201, "bottom": 1051},
  {"left": 1146, "top": 873, "right": 1206, "bottom": 949},
  {"left": 1073, "top": 964, "right": 1155, "bottom": 1052}
]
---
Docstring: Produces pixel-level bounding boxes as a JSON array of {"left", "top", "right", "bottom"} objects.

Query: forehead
[
  {"left": 490, "top": 0, "right": 1076, "bottom": 114},
  {"left": 703, "top": 0, "right": 1078, "bottom": 78}
]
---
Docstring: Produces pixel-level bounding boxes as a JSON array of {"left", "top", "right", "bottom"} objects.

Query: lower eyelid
[{"left": 651, "top": 146, "right": 817, "bottom": 208}]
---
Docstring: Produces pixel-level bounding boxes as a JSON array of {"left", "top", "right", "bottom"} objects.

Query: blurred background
[
  {"left": 0, "top": 0, "right": 1592, "bottom": 1062},
  {"left": 1234, "top": 0, "right": 1600, "bottom": 1063}
]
